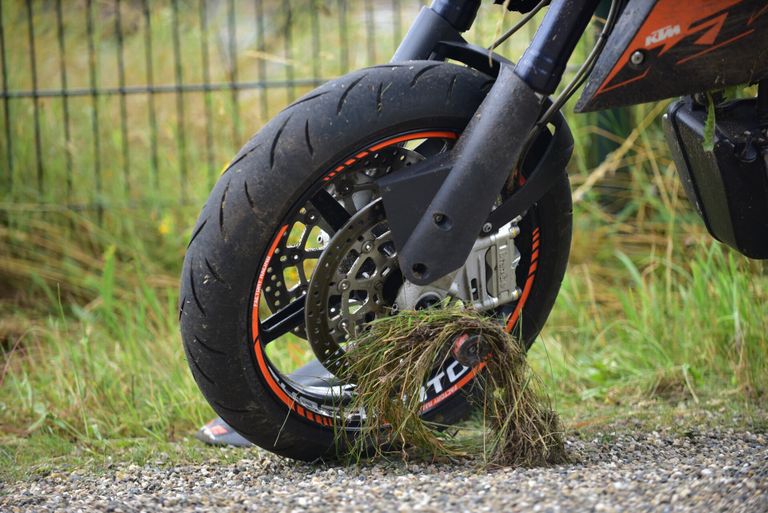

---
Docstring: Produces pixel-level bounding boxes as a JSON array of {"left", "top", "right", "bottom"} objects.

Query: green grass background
[{"left": 1, "top": 1, "right": 766, "bottom": 479}]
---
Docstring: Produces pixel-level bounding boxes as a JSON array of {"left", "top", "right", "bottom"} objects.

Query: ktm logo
[{"left": 645, "top": 24, "right": 682, "bottom": 47}]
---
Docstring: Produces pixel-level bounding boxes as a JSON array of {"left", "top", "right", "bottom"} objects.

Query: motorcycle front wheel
[{"left": 179, "top": 61, "right": 572, "bottom": 461}]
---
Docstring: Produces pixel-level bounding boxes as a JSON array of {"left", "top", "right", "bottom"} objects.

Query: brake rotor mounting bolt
[
  {"left": 338, "top": 280, "right": 350, "bottom": 291},
  {"left": 511, "top": 287, "right": 522, "bottom": 301},
  {"left": 482, "top": 222, "right": 493, "bottom": 233},
  {"left": 630, "top": 50, "right": 645, "bottom": 66},
  {"left": 362, "top": 240, "right": 374, "bottom": 253}
]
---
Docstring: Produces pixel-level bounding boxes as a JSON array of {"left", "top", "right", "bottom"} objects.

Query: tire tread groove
[
  {"left": 304, "top": 119, "right": 314, "bottom": 156},
  {"left": 410, "top": 63, "right": 439, "bottom": 87},
  {"left": 214, "top": 400, "right": 256, "bottom": 414},
  {"left": 187, "top": 219, "right": 207, "bottom": 248},
  {"left": 189, "top": 263, "right": 206, "bottom": 318},
  {"left": 270, "top": 115, "right": 292, "bottom": 169},
  {"left": 336, "top": 75, "right": 365, "bottom": 115},
  {"left": 224, "top": 144, "right": 260, "bottom": 175},
  {"left": 204, "top": 258, "right": 227, "bottom": 287},
  {"left": 193, "top": 335, "right": 226, "bottom": 356},
  {"left": 219, "top": 180, "right": 230, "bottom": 240},
  {"left": 284, "top": 91, "right": 327, "bottom": 112},
  {"left": 188, "top": 347, "right": 215, "bottom": 384},
  {"left": 376, "top": 82, "right": 384, "bottom": 113},
  {"left": 244, "top": 180, "right": 257, "bottom": 215},
  {"left": 447, "top": 74, "right": 457, "bottom": 103}
]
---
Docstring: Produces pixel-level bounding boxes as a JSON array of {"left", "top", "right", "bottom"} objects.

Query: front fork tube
[
  {"left": 389, "top": 0, "right": 600, "bottom": 285},
  {"left": 398, "top": 66, "right": 543, "bottom": 284}
]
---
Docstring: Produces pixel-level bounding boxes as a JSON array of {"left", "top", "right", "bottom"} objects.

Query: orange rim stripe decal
[
  {"left": 505, "top": 227, "right": 539, "bottom": 332},
  {"left": 323, "top": 131, "right": 459, "bottom": 182},
  {"left": 368, "top": 131, "right": 457, "bottom": 152},
  {"left": 252, "top": 224, "right": 288, "bottom": 341},
  {"left": 252, "top": 224, "right": 298, "bottom": 412}
]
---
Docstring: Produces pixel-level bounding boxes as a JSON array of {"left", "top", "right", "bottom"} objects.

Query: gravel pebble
[{"left": 2, "top": 427, "right": 766, "bottom": 513}]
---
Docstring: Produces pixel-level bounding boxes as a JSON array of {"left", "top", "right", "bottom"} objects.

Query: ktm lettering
[{"left": 645, "top": 24, "right": 681, "bottom": 47}]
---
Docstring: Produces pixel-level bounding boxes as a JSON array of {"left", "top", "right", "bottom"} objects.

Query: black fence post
[
  {"left": 199, "top": 0, "right": 216, "bottom": 186},
  {"left": 228, "top": 0, "right": 242, "bottom": 145},
  {"left": 143, "top": 0, "right": 160, "bottom": 190},
  {"left": 55, "top": 0, "right": 73, "bottom": 200},
  {"left": 115, "top": 0, "right": 131, "bottom": 196},
  {"left": 85, "top": 0, "right": 102, "bottom": 217},
  {"left": 25, "top": 0, "right": 44, "bottom": 194},
  {"left": 0, "top": 2, "right": 13, "bottom": 191},
  {"left": 171, "top": 0, "right": 188, "bottom": 203}
]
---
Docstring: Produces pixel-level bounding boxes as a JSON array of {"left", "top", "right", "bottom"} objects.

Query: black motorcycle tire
[{"left": 179, "top": 61, "right": 572, "bottom": 461}]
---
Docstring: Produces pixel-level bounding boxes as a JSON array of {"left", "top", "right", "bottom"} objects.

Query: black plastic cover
[{"left": 663, "top": 97, "right": 768, "bottom": 259}]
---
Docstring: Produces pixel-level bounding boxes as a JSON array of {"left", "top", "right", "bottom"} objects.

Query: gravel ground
[{"left": 2, "top": 426, "right": 766, "bottom": 513}]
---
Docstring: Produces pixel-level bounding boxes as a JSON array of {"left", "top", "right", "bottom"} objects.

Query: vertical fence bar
[
  {"left": 55, "top": 0, "right": 73, "bottom": 200},
  {"left": 115, "top": 0, "right": 130, "bottom": 195},
  {"left": 199, "top": 0, "right": 215, "bottom": 186},
  {"left": 365, "top": 0, "right": 376, "bottom": 65},
  {"left": 392, "top": 0, "right": 402, "bottom": 56},
  {"left": 283, "top": 1, "right": 295, "bottom": 102},
  {"left": 171, "top": 0, "right": 187, "bottom": 202},
  {"left": 227, "top": 0, "right": 241, "bottom": 145},
  {"left": 26, "top": 1, "right": 44, "bottom": 194},
  {"left": 255, "top": 0, "right": 268, "bottom": 121},
  {"left": 311, "top": 0, "right": 321, "bottom": 83},
  {"left": 0, "top": 2, "right": 13, "bottom": 189},
  {"left": 142, "top": 0, "right": 159, "bottom": 189},
  {"left": 338, "top": 0, "right": 349, "bottom": 73},
  {"left": 86, "top": 0, "right": 102, "bottom": 212}
]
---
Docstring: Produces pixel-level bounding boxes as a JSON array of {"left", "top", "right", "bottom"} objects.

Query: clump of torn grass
[{"left": 338, "top": 305, "right": 568, "bottom": 467}]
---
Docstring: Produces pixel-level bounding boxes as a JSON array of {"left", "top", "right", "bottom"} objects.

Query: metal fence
[
  {"left": 0, "top": 1, "right": 619, "bottom": 220},
  {"left": 0, "top": 0, "right": 453, "bottom": 212}
]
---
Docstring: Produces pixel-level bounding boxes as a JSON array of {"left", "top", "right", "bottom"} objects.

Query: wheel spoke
[
  {"left": 304, "top": 248, "right": 323, "bottom": 259},
  {"left": 260, "top": 295, "right": 306, "bottom": 344},
  {"left": 309, "top": 189, "right": 351, "bottom": 232}
]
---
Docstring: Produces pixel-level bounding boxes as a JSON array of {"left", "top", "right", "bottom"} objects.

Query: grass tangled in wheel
[{"left": 340, "top": 306, "right": 569, "bottom": 467}]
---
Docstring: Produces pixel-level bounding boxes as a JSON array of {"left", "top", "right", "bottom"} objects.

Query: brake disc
[{"left": 304, "top": 199, "right": 401, "bottom": 374}]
